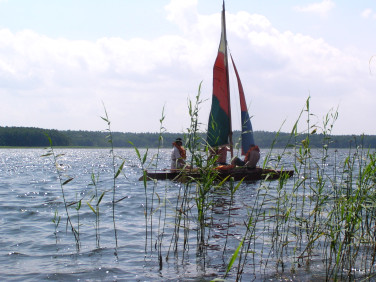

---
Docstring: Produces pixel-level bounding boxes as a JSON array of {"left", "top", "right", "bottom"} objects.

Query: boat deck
[{"left": 140, "top": 167, "right": 294, "bottom": 182}]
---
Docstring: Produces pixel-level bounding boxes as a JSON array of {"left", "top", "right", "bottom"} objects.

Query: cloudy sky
[{"left": 0, "top": 0, "right": 375, "bottom": 135}]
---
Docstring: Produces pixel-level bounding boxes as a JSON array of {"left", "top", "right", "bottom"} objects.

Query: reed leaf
[
  {"left": 98, "top": 191, "right": 105, "bottom": 205},
  {"left": 41, "top": 153, "right": 53, "bottom": 157},
  {"left": 100, "top": 116, "right": 109, "bottom": 123},
  {"left": 62, "top": 177, "right": 74, "bottom": 185},
  {"left": 232, "top": 177, "right": 244, "bottom": 194},
  {"left": 217, "top": 175, "right": 230, "bottom": 187},
  {"left": 225, "top": 237, "right": 245, "bottom": 278},
  {"left": 87, "top": 202, "right": 96, "bottom": 214},
  {"left": 129, "top": 141, "right": 141, "bottom": 160},
  {"left": 75, "top": 199, "right": 81, "bottom": 211},
  {"left": 115, "top": 160, "right": 125, "bottom": 179},
  {"left": 142, "top": 149, "right": 148, "bottom": 165}
]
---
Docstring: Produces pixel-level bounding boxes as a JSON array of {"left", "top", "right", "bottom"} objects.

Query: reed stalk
[
  {"left": 101, "top": 104, "right": 125, "bottom": 250},
  {"left": 52, "top": 209, "right": 61, "bottom": 244},
  {"left": 130, "top": 141, "right": 149, "bottom": 252},
  {"left": 74, "top": 196, "right": 82, "bottom": 245},
  {"left": 42, "top": 135, "right": 80, "bottom": 249},
  {"left": 186, "top": 83, "right": 217, "bottom": 252},
  {"left": 223, "top": 177, "right": 242, "bottom": 255},
  {"left": 221, "top": 96, "right": 376, "bottom": 281},
  {"left": 150, "top": 106, "right": 166, "bottom": 256},
  {"left": 87, "top": 171, "right": 105, "bottom": 248},
  {"left": 154, "top": 107, "right": 168, "bottom": 269}
]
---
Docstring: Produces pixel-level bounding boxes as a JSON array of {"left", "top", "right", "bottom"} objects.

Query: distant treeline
[{"left": 0, "top": 126, "right": 375, "bottom": 148}]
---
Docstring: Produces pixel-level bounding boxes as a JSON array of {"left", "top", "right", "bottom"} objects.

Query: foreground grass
[{"left": 43, "top": 94, "right": 376, "bottom": 281}]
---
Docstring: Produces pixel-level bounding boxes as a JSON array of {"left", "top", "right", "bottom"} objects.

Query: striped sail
[
  {"left": 207, "top": 2, "right": 232, "bottom": 148},
  {"left": 231, "top": 55, "right": 255, "bottom": 155},
  {"left": 207, "top": 1, "right": 254, "bottom": 156}
]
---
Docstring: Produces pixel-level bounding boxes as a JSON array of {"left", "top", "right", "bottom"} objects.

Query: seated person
[
  {"left": 171, "top": 137, "right": 188, "bottom": 169},
  {"left": 209, "top": 145, "right": 230, "bottom": 165},
  {"left": 231, "top": 144, "right": 260, "bottom": 169}
]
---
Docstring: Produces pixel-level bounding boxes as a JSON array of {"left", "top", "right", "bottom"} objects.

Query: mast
[{"left": 222, "top": 0, "right": 233, "bottom": 158}]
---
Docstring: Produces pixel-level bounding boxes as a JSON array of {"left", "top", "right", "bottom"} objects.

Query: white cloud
[
  {"left": 165, "top": 0, "right": 198, "bottom": 33},
  {"left": 293, "top": 0, "right": 335, "bottom": 17},
  {"left": 361, "top": 8, "right": 376, "bottom": 19},
  {"left": 0, "top": 25, "right": 209, "bottom": 132},
  {"left": 361, "top": 8, "right": 372, "bottom": 18}
]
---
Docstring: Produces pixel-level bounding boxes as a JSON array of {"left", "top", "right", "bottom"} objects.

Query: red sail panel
[
  {"left": 230, "top": 55, "right": 255, "bottom": 155},
  {"left": 207, "top": 3, "right": 231, "bottom": 147},
  {"left": 231, "top": 56, "right": 247, "bottom": 112},
  {"left": 213, "top": 52, "right": 229, "bottom": 116}
]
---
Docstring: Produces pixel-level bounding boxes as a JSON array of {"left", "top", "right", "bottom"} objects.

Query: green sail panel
[
  {"left": 207, "top": 3, "right": 231, "bottom": 148},
  {"left": 207, "top": 95, "right": 230, "bottom": 147}
]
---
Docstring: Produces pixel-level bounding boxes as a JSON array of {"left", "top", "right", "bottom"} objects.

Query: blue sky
[{"left": 1, "top": 0, "right": 375, "bottom": 135}]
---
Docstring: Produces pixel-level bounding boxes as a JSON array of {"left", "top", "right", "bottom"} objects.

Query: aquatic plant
[
  {"left": 87, "top": 171, "right": 106, "bottom": 248},
  {"left": 101, "top": 104, "right": 125, "bottom": 250},
  {"left": 42, "top": 135, "right": 80, "bottom": 249},
  {"left": 219, "top": 97, "right": 376, "bottom": 281},
  {"left": 39, "top": 90, "right": 376, "bottom": 281},
  {"left": 74, "top": 196, "right": 82, "bottom": 244},
  {"left": 52, "top": 209, "right": 61, "bottom": 244},
  {"left": 223, "top": 177, "right": 243, "bottom": 254},
  {"left": 152, "top": 106, "right": 168, "bottom": 268},
  {"left": 130, "top": 140, "right": 149, "bottom": 251}
]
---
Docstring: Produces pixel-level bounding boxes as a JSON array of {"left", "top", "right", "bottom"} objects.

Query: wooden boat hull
[{"left": 140, "top": 167, "right": 294, "bottom": 182}]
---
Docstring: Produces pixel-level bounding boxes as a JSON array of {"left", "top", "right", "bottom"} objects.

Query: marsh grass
[
  {"left": 101, "top": 105, "right": 120, "bottom": 249},
  {"left": 220, "top": 97, "right": 376, "bottom": 281},
  {"left": 87, "top": 171, "right": 106, "bottom": 248},
  {"left": 44, "top": 105, "right": 127, "bottom": 252},
  {"left": 152, "top": 106, "right": 169, "bottom": 269},
  {"left": 52, "top": 209, "right": 61, "bottom": 244},
  {"left": 43, "top": 90, "right": 376, "bottom": 281},
  {"left": 42, "top": 135, "right": 80, "bottom": 249}
]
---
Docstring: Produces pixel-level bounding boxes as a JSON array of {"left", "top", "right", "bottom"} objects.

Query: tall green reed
[
  {"left": 52, "top": 209, "right": 61, "bottom": 244},
  {"left": 87, "top": 171, "right": 106, "bottom": 248},
  {"left": 42, "top": 135, "right": 80, "bottom": 249},
  {"left": 149, "top": 106, "right": 166, "bottom": 256},
  {"left": 164, "top": 83, "right": 228, "bottom": 260},
  {"left": 222, "top": 97, "right": 376, "bottom": 281},
  {"left": 129, "top": 141, "right": 149, "bottom": 252},
  {"left": 152, "top": 106, "right": 168, "bottom": 269},
  {"left": 41, "top": 88, "right": 376, "bottom": 281},
  {"left": 101, "top": 104, "right": 125, "bottom": 250}
]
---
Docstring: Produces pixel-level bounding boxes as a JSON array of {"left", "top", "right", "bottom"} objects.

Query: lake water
[{"left": 0, "top": 147, "right": 374, "bottom": 281}]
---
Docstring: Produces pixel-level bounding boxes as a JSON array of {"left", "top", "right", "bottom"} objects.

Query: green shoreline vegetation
[{"left": 1, "top": 126, "right": 375, "bottom": 148}]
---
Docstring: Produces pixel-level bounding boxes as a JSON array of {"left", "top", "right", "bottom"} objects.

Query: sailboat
[{"left": 141, "top": 1, "right": 293, "bottom": 181}]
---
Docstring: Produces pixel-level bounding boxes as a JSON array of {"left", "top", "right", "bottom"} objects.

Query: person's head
[{"left": 175, "top": 137, "right": 183, "bottom": 145}]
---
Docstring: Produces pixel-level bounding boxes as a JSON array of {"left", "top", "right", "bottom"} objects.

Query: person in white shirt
[{"left": 171, "top": 138, "right": 187, "bottom": 169}]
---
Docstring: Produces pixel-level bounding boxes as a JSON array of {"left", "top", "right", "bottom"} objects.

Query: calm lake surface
[{"left": 0, "top": 148, "right": 373, "bottom": 281}]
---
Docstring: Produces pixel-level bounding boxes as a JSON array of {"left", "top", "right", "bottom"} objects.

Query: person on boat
[
  {"left": 231, "top": 144, "right": 260, "bottom": 169},
  {"left": 209, "top": 145, "right": 230, "bottom": 165},
  {"left": 171, "top": 137, "right": 189, "bottom": 169}
]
